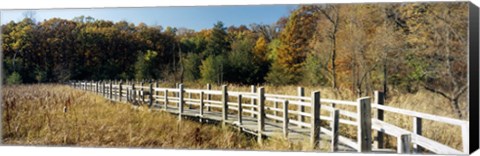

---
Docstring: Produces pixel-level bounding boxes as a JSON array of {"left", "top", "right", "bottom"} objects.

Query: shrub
[{"left": 6, "top": 71, "right": 22, "bottom": 85}]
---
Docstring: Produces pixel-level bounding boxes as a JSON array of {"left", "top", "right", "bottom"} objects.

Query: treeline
[{"left": 1, "top": 3, "right": 468, "bottom": 117}]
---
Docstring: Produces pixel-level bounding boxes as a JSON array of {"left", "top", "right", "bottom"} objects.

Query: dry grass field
[
  {"left": 1, "top": 84, "right": 314, "bottom": 151},
  {"left": 2, "top": 83, "right": 467, "bottom": 152}
]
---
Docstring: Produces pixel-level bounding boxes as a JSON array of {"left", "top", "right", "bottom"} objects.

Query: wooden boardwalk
[{"left": 71, "top": 80, "right": 469, "bottom": 154}]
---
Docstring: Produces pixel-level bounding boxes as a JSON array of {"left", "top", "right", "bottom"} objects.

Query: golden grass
[
  {"left": 2, "top": 83, "right": 467, "bottom": 153},
  {"left": 1, "top": 84, "right": 317, "bottom": 151}
]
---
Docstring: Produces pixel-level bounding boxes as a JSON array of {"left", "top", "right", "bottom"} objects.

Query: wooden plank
[
  {"left": 289, "top": 120, "right": 311, "bottom": 128},
  {"left": 222, "top": 85, "right": 228, "bottom": 126},
  {"left": 199, "top": 91, "right": 204, "bottom": 116},
  {"left": 371, "top": 119, "right": 462, "bottom": 154},
  {"left": 357, "top": 97, "right": 372, "bottom": 152},
  {"left": 413, "top": 117, "right": 422, "bottom": 153},
  {"left": 331, "top": 109, "right": 339, "bottom": 152},
  {"left": 411, "top": 133, "right": 463, "bottom": 154},
  {"left": 374, "top": 91, "right": 385, "bottom": 149},
  {"left": 188, "top": 92, "right": 192, "bottom": 109},
  {"left": 298, "top": 87, "right": 305, "bottom": 128},
  {"left": 320, "top": 99, "right": 358, "bottom": 106},
  {"left": 178, "top": 84, "right": 184, "bottom": 120},
  {"left": 372, "top": 104, "right": 467, "bottom": 126},
  {"left": 141, "top": 82, "right": 145, "bottom": 103},
  {"left": 257, "top": 87, "right": 265, "bottom": 144},
  {"left": 149, "top": 83, "right": 153, "bottom": 108},
  {"left": 238, "top": 94, "right": 242, "bottom": 125},
  {"left": 119, "top": 82, "right": 123, "bottom": 102},
  {"left": 462, "top": 123, "right": 469, "bottom": 153},
  {"left": 287, "top": 100, "right": 310, "bottom": 107},
  {"left": 206, "top": 84, "right": 211, "bottom": 112},
  {"left": 251, "top": 85, "right": 256, "bottom": 118},
  {"left": 398, "top": 134, "right": 411, "bottom": 154},
  {"left": 264, "top": 94, "right": 309, "bottom": 101},
  {"left": 265, "top": 114, "right": 283, "bottom": 122},
  {"left": 283, "top": 100, "right": 289, "bottom": 138},
  {"left": 164, "top": 90, "right": 168, "bottom": 110},
  {"left": 273, "top": 101, "right": 279, "bottom": 122},
  {"left": 109, "top": 81, "right": 113, "bottom": 100},
  {"left": 310, "top": 91, "right": 321, "bottom": 149}
]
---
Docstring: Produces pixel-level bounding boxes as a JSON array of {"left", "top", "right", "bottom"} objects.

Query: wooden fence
[{"left": 70, "top": 80, "right": 469, "bottom": 154}]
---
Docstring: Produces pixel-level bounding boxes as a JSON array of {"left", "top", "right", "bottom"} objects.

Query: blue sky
[{"left": 1, "top": 5, "right": 297, "bottom": 31}]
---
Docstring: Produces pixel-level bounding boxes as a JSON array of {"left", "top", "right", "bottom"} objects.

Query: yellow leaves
[{"left": 253, "top": 36, "right": 268, "bottom": 62}]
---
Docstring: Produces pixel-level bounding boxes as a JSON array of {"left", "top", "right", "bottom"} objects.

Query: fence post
[
  {"left": 119, "top": 81, "right": 123, "bottom": 102},
  {"left": 274, "top": 101, "right": 279, "bottom": 123},
  {"left": 155, "top": 81, "right": 159, "bottom": 105},
  {"left": 141, "top": 81, "right": 145, "bottom": 103},
  {"left": 178, "top": 84, "right": 184, "bottom": 121},
  {"left": 310, "top": 91, "right": 321, "bottom": 149},
  {"left": 126, "top": 86, "right": 130, "bottom": 102},
  {"left": 283, "top": 100, "right": 289, "bottom": 139},
  {"left": 238, "top": 94, "right": 243, "bottom": 125},
  {"left": 131, "top": 83, "right": 135, "bottom": 103},
  {"left": 257, "top": 87, "right": 265, "bottom": 144},
  {"left": 96, "top": 81, "right": 99, "bottom": 94},
  {"left": 206, "top": 84, "right": 211, "bottom": 112},
  {"left": 298, "top": 87, "right": 305, "bottom": 128},
  {"left": 200, "top": 91, "right": 204, "bottom": 116},
  {"left": 251, "top": 85, "right": 257, "bottom": 117},
  {"left": 149, "top": 83, "right": 153, "bottom": 108},
  {"left": 374, "top": 91, "right": 385, "bottom": 149},
  {"left": 164, "top": 89, "right": 168, "bottom": 110},
  {"left": 398, "top": 134, "right": 412, "bottom": 154},
  {"left": 175, "top": 83, "right": 179, "bottom": 105},
  {"left": 413, "top": 117, "right": 422, "bottom": 153},
  {"left": 357, "top": 97, "right": 372, "bottom": 152},
  {"left": 222, "top": 85, "right": 228, "bottom": 126},
  {"left": 188, "top": 92, "right": 192, "bottom": 109},
  {"left": 462, "top": 123, "right": 469, "bottom": 154},
  {"left": 103, "top": 81, "right": 106, "bottom": 97},
  {"left": 331, "top": 109, "right": 340, "bottom": 152},
  {"left": 109, "top": 80, "right": 113, "bottom": 100}
]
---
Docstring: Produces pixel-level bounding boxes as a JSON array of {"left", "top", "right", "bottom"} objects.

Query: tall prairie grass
[
  {"left": 1, "top": 84, "right": 314, "bottom": 151},
  {"left": 2, "top": 83, "right": 467, "bottom": 152}
]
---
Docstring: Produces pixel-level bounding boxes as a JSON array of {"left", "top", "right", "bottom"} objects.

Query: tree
[
  {"left": 267, "top": 6, "right": 319, "bottom": 84},
  {"left": 183, "top": 53, "right": 202, "bottom": 81},
  {"left": 200, "top": 55, "right": 227, "bottom": 84},
  {"left": 203, "top": 21, "right": 230, "bottom": 57},
  {"left": 318, "top": 5, "right": 340, "bottom": 90},
  {"left": 134, "top": 50, "right": 159, "bottom": 80},
  {"left": 226, "top": 32, "right": 258, "bottom": 84},
  {"left": 398, "top": 3, "right": 468, "bottom": 118}
]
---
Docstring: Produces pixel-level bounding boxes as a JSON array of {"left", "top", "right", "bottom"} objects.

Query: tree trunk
[{"left": 331, "top": 37, "right": 337, "bottom": 90}]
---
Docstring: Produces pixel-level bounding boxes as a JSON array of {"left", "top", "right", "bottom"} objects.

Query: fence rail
[{"left": 70, "top": 80, "right": 468, "bottom": 154}]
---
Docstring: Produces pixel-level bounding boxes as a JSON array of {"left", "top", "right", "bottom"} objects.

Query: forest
[{"left": 1, "top": 3, "right": 468, "bottom": 118}]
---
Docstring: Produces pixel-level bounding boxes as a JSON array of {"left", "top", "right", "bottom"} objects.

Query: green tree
[
  {"left": 183, "top": 53, "right": 202, "bottom": 81},
  {"left": 203, "top": 21, "right": 230, "bottom": 57},
  {"left": 200, "top": 55, "right": 227, "bottom": 84}
]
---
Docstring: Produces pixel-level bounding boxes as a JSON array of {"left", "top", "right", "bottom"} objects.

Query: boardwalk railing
[{"left": 70, "top": 80, "right": 469, "bottom": 154}]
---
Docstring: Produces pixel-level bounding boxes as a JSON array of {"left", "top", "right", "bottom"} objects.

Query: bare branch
[{"left": 423, "top": 85, "right": 452, "bottom": 101}]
